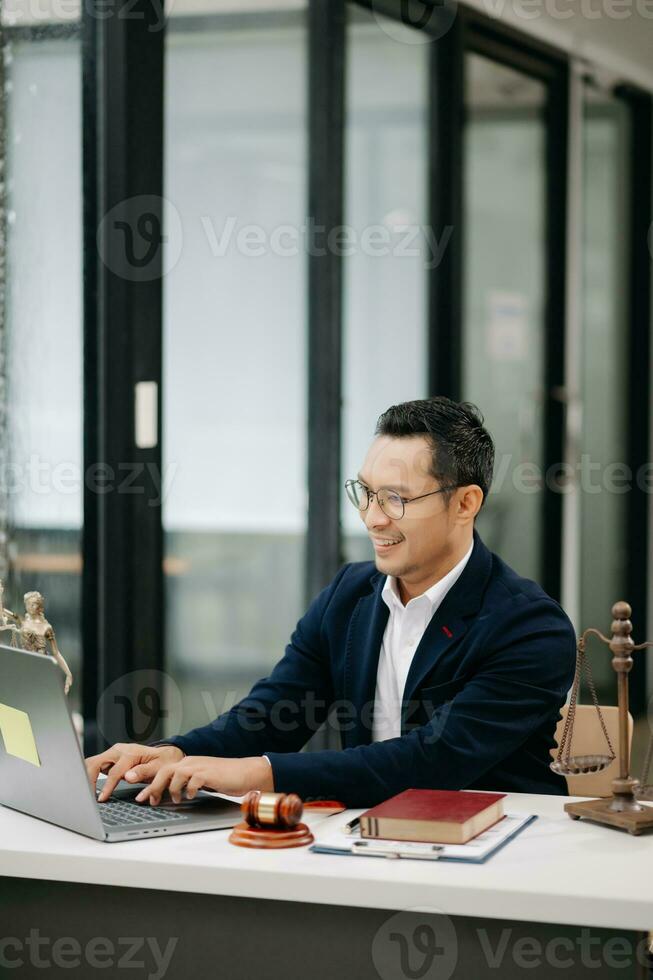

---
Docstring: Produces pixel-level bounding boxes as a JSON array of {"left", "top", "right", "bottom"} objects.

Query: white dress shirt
[{"left": 372, "top": 541, "right": 474, "bottom": 743}]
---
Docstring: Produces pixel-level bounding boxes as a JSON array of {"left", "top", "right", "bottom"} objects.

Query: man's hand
[
  {"left": 134, "top": 756, "right": 274, "bottom": 805},
  {"left": 85, "top": 743, "right": 185, "bottom": 802}
]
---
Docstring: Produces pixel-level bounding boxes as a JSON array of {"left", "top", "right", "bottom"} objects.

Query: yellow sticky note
[{"left": 0, "top": 702, "right": 41, "bottom": 767}]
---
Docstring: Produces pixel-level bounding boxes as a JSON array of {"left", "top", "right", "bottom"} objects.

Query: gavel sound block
[{"left": 228, "top": 791, "right": 315, "bottom": 849}]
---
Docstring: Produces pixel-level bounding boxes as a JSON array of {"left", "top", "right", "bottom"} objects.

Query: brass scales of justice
[{"left": 552, "top": 601, "right": 653, "bottom": 834}]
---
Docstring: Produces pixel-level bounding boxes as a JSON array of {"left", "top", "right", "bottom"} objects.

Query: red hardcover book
[{"left": 360, "top": 789, "right": 506, "bottom": 845}]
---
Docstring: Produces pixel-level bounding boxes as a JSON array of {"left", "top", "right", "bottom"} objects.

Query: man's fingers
[
  {"left": 98, "top": 757, "right": 141, "bottom": 802},
  {"left": 85, "top": 749, "right": 120, "bottom": 790},
  {"left": 85, "top": 750, "right": 111, "bottom": 785},
  {"left": 185, "top": 774, "right": 204, "bottom": 801},
  {"left": 85, "top": 743, "right": 139, "bottom": 790},
  {"left": 168, "top": 768, "right": 191, "bottom": 804},
  {"left": 136, "top": 765, "right": 175, "bottom": 806},
  {"left": 124, "top": 761, "right": 160, "bottom": 784}
]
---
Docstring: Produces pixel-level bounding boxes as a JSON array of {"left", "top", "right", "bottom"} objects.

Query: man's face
[{"left": 357, "top": 435, "right": 461, "bottom": 585}]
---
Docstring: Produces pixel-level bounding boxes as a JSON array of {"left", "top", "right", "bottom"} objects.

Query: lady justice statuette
[{"left": 0, "top": 582, "right": 73, "bottom": 694}]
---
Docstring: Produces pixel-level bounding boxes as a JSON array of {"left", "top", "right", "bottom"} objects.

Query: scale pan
[{"left": 550, "top": 754, "right": 614, "bottom": 776}]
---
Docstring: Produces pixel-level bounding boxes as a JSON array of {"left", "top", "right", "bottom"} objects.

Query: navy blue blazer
[{"left": 163, "top": 533, "right": 576, "bottom": 807}]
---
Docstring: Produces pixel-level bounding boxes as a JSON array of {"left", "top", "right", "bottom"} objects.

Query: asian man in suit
[{"left": 87, "top": 397, "right": 576, "bottom": 808}]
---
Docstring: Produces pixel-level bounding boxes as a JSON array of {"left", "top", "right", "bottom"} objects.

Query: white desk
[{"left": 1, "top": 792, "right": 652, "bottom": 979}]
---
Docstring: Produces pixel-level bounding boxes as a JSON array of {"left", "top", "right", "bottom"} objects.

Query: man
[{"left": 87, "top": 397, "right": 576, "bottom": 808}]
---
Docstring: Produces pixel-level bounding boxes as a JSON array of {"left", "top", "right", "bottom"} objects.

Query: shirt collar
[{"left": 382, "top": 540, "right": 475, "bottom": 613}]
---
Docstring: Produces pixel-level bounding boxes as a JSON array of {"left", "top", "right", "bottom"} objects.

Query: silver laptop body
[{"left": 0, "top": 643, "right": 242, "bottom": 841}]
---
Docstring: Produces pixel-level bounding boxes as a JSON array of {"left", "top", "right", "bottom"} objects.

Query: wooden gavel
[
  {"left": 241, "top": 790, "right": 304, "bottom": 829},
  {"left": 229, "top": 791, "right": 313, "bottom": 848}
]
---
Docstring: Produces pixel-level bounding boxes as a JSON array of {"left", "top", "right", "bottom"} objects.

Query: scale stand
[{"left": 561, "top": 602, "right": 653, "bottom": 835}]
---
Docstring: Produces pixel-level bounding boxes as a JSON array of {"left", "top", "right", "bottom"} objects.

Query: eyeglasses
[{"left": 344, "top": 479, "right": 458, "bottom": 521}]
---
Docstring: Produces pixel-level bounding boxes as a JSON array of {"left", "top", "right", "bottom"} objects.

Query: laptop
[{"left": 0, "top": 643, "right": 242, "bottom": 842}]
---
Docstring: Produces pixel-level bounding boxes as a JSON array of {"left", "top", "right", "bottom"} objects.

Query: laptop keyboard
[{"left": 98, "top": 799, "right": 190, "bottom": 828}]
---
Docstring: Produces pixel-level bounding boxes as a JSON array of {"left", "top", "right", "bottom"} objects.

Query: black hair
[{"left": 374, "top": 397, "right": 495, "bottom": 507}]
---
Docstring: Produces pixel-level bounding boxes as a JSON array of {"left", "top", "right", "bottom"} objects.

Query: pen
[
  {"left": 343, "top": 816, "right": 360, "bottom": 834},
  {"left": 351, "top": 840, "right": 443, "bottom": 860}
]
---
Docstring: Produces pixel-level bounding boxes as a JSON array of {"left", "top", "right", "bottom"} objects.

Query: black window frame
[
  {"left": 459, "top": 12, "right": 570, "bottom": 602},
  {"left": 82, "top": 0, "right": 165, "bottom": 752},
  {"left": 614, "top": 83, "right": 652, "bottom": 713}
]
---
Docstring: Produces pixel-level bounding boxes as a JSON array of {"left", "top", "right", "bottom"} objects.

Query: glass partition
[
  {"left": 3, "top": 28, "right": 83, "bottom": 715},
  {"left": 462, "top": 53, "right": 547, "bottom": 583},
  {"left": 578, "top": 86, "right": 630, "bottom": 697},
  {"left": 162, "top": 10, "right": 308, "bottom": 736},
  {"left": 342, "top": 8, "right": 429, "bottom": 563}
]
